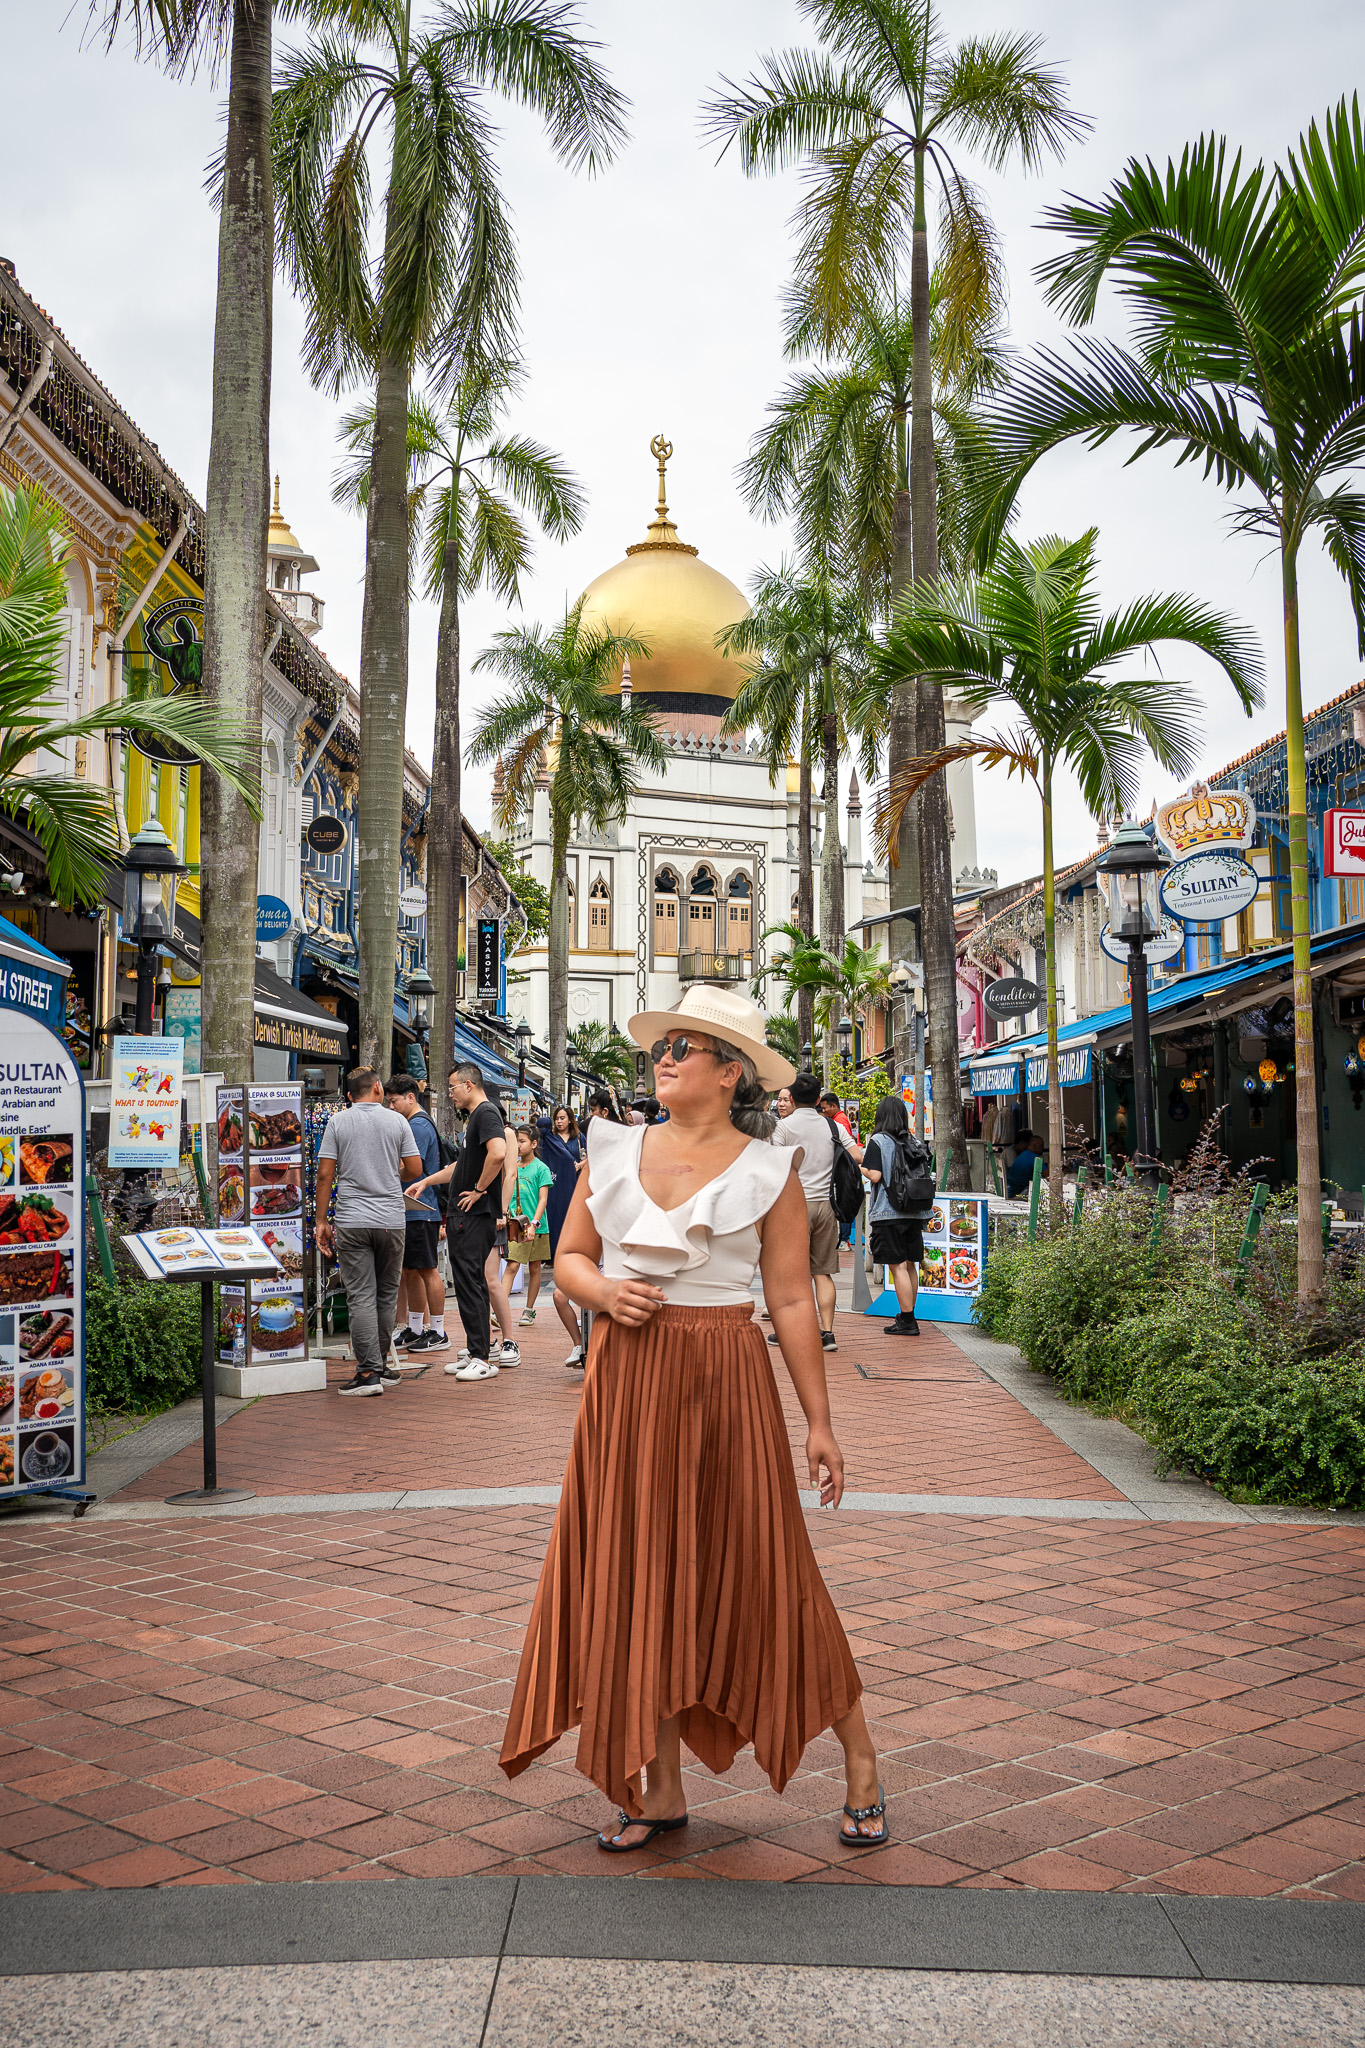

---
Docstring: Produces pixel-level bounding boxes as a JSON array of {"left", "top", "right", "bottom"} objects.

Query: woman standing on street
[{"left": 500, "top": 988, "right": 887, "bottom": 1853}]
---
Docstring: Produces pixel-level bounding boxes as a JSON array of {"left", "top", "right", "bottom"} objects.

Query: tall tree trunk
[
  {"left": 199, "top": 0, "right": 272, "bottom": 1092},
  {"left": 1041, "top": 760, "right": 1064, "bottom": 1220},
  {"left": 428, "top": 539, "right": 462, "bottom": 1139},
  {"left": 548, "top": 793, "right": 571, "bottom": 1099},
  {"left": 1281, "top": 543, "right": 1324, "bottom": 1296},
  {"left": 355, "top": 340, "right": 411, "bottom": 1070},
  {"left": 887, "top": 405, "right": 918, "bottom": 1089},
  {"left": 909, "top": 147, "right": 968, "bottom": 1188},
  {"left": 819, "top": 704, "right": 844, "bottom": 1084},
  {"left": 796, "top": 714, "right": 815, "bottom": 1062}
]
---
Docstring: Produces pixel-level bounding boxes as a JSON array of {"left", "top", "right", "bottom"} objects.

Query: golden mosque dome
[{"left": 579, "top": 437, "right": 751, "bottom": 716}]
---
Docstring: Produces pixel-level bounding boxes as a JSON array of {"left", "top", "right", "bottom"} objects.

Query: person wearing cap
[{"left": 501, "top": 985, "right": 887, "bottom": 1856}]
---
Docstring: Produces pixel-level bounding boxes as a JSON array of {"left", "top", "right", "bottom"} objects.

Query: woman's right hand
[{"left": 602, "top": 1277, "right": 667, "bottom": 1326}]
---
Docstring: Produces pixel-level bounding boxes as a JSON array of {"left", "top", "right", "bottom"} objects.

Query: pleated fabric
[{"left": 499, "top": 1301, "right": 862, "bottom": 1817}]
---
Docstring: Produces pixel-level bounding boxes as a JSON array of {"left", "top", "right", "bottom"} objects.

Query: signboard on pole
[
  {"left": 1324, "top": 809, "right": 1365, "bottom": 877},
  {"left": 305, "top": 815, "right": 346, "bottom": 857},
  {"left": 398, "top": 886, "right": 428, "bottom": 920},
  {"left": 109, "top": 1036, "right": 183, "bottom": 1170},
  {"left": 1100, "top": 918, "right": 1184, "bottom": 967},
  {"left": 216, "top": 1084, "right": 306, "bottom": 1364},
  {"left": 255, "top": 895, "right": 292, "bottom": 943},
  {"left": 476, "top": 918, "right": 501, "bottom": 1001},
  {"left": 983, "top": 977, "right": 1042, "bottom": 1020},
  {"left": 1160, "top": 848, "right": 1260, "bottom": 923},
  {"left": 0, "top": 1008, "right": 87, "bottom": 1503}
]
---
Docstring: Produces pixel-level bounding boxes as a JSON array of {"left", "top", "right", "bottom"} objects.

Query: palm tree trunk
[
  {"left": 796, "top": 714, "right": 815, "bottom": 1060},
  {"left": 819, "top": 705, "right": 844, "bottom": 1083},
  {"left": 199, "top": 0, "right": 271, "bottom": 1092},
  {"left": 909, "top": 145, "right": 968, "bottom": 1189},
  {"left": 355, "top": 339, "right": 411, "bottom": 1071},
  {"left": 888, "top": 400, "right": 918, "bottom": 1086},
  {"left": 428, "top": 543, "right": 461, "bottom": 1139},
  {"left": 1041, "top": 760, "right": 1064, "bottom": 1220},
  {"left": 548, "top": 793, "right": 571, "bottom": 1100},
  {"left": 1281, "top": 544, "right": 1324, "bottom": 1296}
]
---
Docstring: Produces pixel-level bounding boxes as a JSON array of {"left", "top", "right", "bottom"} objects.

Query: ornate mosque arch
[{"left": 636, "top": 835, "right": 767, "bottom": 1012}]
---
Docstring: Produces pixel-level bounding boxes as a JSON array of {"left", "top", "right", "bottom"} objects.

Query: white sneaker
[
  {"left": 564, "top": 1345, "right": 584, "bottom": 1368},
  {"left": 443, "top": 1348, "right": 471, "bottom": 1376},
  {"left": 498, "top": 1340, "right": 521, "bottom": 1365},
  {"left": 452, "top": 1358, "right": 499, "bottom": 1381}
]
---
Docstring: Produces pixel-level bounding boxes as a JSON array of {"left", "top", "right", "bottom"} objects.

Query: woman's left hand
[{"left": 806, "top": 1425, "right": 845, "bottom": 1509}]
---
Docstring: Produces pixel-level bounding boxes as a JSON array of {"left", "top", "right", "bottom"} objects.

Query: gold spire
[
  {"left": 273, "top": 473, "right": 281, "bottom": 515},
  {"left": 627, "top": 433, "right": 697, "bottom": 558}
]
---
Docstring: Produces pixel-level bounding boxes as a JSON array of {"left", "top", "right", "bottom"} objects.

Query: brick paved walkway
[
  {"left": 0, "top": 1503, "right": 1360, "bottom": 1898},
  {"left": 116, "top": 1312, "right": 1124, "bottom": 1505}
]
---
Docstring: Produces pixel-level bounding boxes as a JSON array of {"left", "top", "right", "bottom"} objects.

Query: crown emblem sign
[{"left": 1155, "top": 783, "right": 1256, "bottom": 856}]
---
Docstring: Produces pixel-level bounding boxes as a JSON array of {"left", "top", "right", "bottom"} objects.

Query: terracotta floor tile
[{"left": 68, "top": 1845, "right": 205, "bottom": 1888}]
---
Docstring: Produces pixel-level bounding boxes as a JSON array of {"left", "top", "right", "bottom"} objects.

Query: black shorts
[
  {"left": 870, "top": 1219, "right": 924, "bottom": 1267},
  {"left": 403, "top": 1217, "right": 441, "bottom": 1271}
]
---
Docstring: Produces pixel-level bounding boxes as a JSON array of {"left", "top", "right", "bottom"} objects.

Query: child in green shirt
[{"left": 508, "top": 1126, "right": 553, "bottom": 1322}]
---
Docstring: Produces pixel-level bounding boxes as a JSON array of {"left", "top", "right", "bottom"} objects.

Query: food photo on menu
[
  {"left": 19, "top": 1310, "right": 73, "bottom": 1361},
  {"left": 249, "top": 1158, "right": 303, "bottom": 1219},
  {"left": 918, "top": 1245, "right": 947, "bottom": 1292},
  {"left": 257, "top": 1223, "right": 304, "bottom": 1278},
  {"left": 0, "top": 1436, "right": 14, "bottom": 1489},
  {"left": 0, "top": 1247, "right": 74, "bottom": 1310},
  {"left": 0, "top": 1135, "right": 14, "bottom": 1186},
  {"left": 0, "top": 1188, "right": 73, "bottom": 1247},
  {"left": 19, "top": 1364, "right": 75, "bottom": 1423},
  {"left": 0, "top": 1371, "right": 12, "bottom": 1426},
  {"left": 19, "top": 1422, "right": 75, "bottom": 1485},
  {"left": 217, "top": 1167, "right": 245, "bottom": 1222},
  {"left": 18, "top": 1133, "right": 74, "bottom": 1186},
  {"left": 0, "top": 1311, "right": 14, "bottom": 1368},
  {"left": 250, "top": 1102, "right": 303, "bottom": 1152},
  {"left": 217, "top": 1096, "right": 244, "bottom": 1158}
]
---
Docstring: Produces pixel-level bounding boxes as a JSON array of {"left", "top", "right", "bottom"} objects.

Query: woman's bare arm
[
  {"left": 759, "top": 1168, "right": 845, "bottom": 1506},
  {"left": 553, "top": 1166, "right": 666, "bottom": 1327}
]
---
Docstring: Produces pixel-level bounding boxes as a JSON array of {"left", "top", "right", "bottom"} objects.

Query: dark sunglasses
[{"left": 650, "top": 1035, "right": 721, "bottom": 1065}]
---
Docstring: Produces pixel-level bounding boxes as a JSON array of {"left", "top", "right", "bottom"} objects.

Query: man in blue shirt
[
  {"left": 1005, "top": 1130, "right": 1042, "bottom": 1199},
  {"left": 385, "top": 1075, "right": 448, "bottom": 1354}
]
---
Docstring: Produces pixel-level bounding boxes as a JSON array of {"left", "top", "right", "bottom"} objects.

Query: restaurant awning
[
  {"left": 251, "top": 960, "right": 350, "bottom": 1057},
  {"left": 0, "top": 912, "right": 70, "bottom": 1030}
]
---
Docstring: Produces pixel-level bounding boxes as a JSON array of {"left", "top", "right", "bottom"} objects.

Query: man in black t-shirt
[{"left": 407, "top": 1061, "right": 507, "bottom": 1382}]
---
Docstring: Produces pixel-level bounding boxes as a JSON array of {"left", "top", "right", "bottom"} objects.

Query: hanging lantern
[
  {"left": 1257, "top": 1057, "right": 1278, "bottom": 1084},
  {"left": 1180, "top": 1075, "right": 1200, "bottom": 1094}
]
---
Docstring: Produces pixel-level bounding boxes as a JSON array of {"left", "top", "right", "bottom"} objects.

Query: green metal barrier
[
  {"left": 1027, "top": 1154, "right": 1043, "bottom": 1241},
  {"left": 1071, "top": 1163, "right": 1087, "bottom": 1231},
  {"left": 1234, "top": 1182, "right": 1270, "bottom": 1294},
  {"left": 85, "top": 1171, "right": 116, "bottom": 1286},
  {"left": 1148, "top": 1180, "right": 1170, "bottom": 1265},
  {"left": 191, "top": 1135, "right": 213, "bottom": 1220}
]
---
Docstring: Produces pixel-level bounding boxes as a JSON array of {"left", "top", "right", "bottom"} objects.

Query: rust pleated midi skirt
[{"left": 499, "top": 1301, "right": 862, "bottom": 1817}]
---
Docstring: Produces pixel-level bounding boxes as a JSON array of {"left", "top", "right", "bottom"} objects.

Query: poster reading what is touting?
[
  {"left": 0, "top": 1012, "right": 85, "bottom": 1497},
  {"left": 108, "top": 1035, "right": 183, "bottom": 1171},
  {"left": 217, "top": 1083, "right": 306, "bottom": 1363}
]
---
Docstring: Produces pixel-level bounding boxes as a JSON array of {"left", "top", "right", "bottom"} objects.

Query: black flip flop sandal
[
  {"left": 597, "top": 1811, "right": 689, "bottom": 1853},
  {"left": 839, "top": 1783, "right": 889, "bottom": 1849}
]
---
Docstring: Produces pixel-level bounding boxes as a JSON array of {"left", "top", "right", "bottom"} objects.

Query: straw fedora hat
[{"left": 627, "top": 986, "right": 795, "bottom": 1093}]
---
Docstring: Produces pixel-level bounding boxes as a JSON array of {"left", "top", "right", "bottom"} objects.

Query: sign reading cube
[{"left": 305, "top": 815, "right": 346, "bottom": 857}]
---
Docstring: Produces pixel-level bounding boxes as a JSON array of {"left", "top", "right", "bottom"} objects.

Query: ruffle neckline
[{"left": 585, "top": 1119, "right": 797, "bottom": 1281}]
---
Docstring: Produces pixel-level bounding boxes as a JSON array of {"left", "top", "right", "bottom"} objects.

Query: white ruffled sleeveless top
[{"left": 585, "top": 1119, "right": 799, "bottom": 1306}]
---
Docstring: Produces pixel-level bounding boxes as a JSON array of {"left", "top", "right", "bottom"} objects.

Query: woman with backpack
[{"left": 861, "top": 1095, "right": 934, "bottom": 1336}]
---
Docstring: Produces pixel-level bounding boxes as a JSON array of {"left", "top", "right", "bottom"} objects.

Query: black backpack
[
  {"left": 885, "top": 1131, "right": 935, "bottom": 1215},
  {"left": 829, "top": 1140, "right": 865, "bottom": 1229}
]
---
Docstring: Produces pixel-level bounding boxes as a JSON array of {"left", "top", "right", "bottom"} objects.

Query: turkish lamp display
[{"left": 1098, "top": 820, "right": 1167, "bottom": 941}]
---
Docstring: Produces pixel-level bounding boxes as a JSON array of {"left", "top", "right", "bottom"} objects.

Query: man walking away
[
  {"left": 771, "top": 1072, "right": 862, "bottom": 1352},
  {"left": 861, "top": 1094, "right": 934, "bottom": 1336},
  {"left": 408, "top": 1062, "right": 507, "bottom": 1382},
  {"left": 385, "top": 1075, "right": 448, "bottom": 1355},
  {"left": 315, "top": 1069, "right": 423, "bottom": 1396}
]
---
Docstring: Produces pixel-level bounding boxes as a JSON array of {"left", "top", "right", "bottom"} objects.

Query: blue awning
[
  {"left": 968, "top": 924, "right": 1365, "bottom": 1087},
  {"left": 451, "top": 1018, "right": 520, "bottom": 1090},
  {"left": 0, "top": 912, "right": 70, "bottom": 1030}
]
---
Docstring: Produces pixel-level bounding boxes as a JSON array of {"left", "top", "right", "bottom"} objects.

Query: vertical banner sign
[
  {"left": 109, "top": 1036, "right": 184, "bottom": 1170},
  {"left": 216, "top": 1085, "right": 305, "bottom": 1363},
  {"left": 476, "top": 919, "right": 500, "bottom": 1001},
  {"left": 0, "top": 1010, "right": 86, "bottom": 1498}
]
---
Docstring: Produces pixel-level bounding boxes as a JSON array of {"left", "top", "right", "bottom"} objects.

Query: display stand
[
  {"left": 864, "top": 1193, "right": 989, "bottom": 1324},
  {"left": 121, "top": 1225, "right": 285, "bottom": 1504}
]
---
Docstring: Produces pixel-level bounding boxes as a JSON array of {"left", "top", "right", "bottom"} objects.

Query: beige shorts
[{"left": 806, "top": 1198, "right": 840, "bottom": 1276}]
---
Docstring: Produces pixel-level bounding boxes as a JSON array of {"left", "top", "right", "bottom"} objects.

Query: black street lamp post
[
  {"left": 514, "top": 1016, "right": 533, "bottom": 1088},
  {"left": 1098, "top": 821, "right": 1169, "bottom": 1188},
  {"left": 836, "top": 1015, "right": 854, "bottom": 1067},
  {"left": 801, "top": 1039, "right": 813, "bottom": 1070},
  {"left": 406, "top": 967, "right": 435, "bottom": 1079},
  {"left": 123, "top": 819, "right": 187, "bottom": 1036}
]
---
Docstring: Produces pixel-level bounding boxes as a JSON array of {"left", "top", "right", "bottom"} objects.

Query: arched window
[
  {"left": 565, "top": 875, "right": 575, "bottom": 948},
  {"left": 687, "top": 865, "right": 719, "bottom": 954},
  {"left": 653, "top": 866, "right": 679, "bottom": 959},
  {"left": 726, "top": 870, "right": 752, "bottom": 958},
  {"left": 588, "top": 875, "right": 611, "bottom": 951}
]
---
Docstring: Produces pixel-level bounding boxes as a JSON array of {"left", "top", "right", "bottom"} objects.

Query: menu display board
[
  {"left": 216, "top": 1084, "right": 307, "bottom": 1363},
  {"left": 914, "top": 1194, "right": 988, "bottom": 1324},
  {"left": 0, "top": 1009, "right": 86, "bottom": 1497},
  {"left": 108, "top": 1036, "right": 184, "bottom": 1170}
]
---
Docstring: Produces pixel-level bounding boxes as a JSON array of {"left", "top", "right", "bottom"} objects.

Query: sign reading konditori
[{"left": 983, "top": 978, "right": 1042, "bottom": 1019}]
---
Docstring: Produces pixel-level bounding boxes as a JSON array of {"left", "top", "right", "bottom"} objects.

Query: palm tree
[
  {"left": 719, "top": 561, "right": 874, "bottom": 1060},
  {"left": 469, "top": 600, "right": 667, "bottom": 1097},
  {"left": 757, "top": 928, "right": 891, "bottom": 1071},
  {"left": 334, "top": 363, "right": 585, "bottom": 1124},
  {"left": 274, "top": 1, "right": 626, "bottom": 1068},
  {"left": 96, "top": 0, "right": 276, "bottom": 1087},
  {"left": 1, "top": 485, "right": 259, "bottom": 907},
  {"left": 873, "top": 530, "right": 1262, "bottom": 1210},
  {"left": 566, "top": 1019, "right": 636, "bottom": 1097},
  {"left": 968, "top": 108, "right": 1365, "bottom": 1292},
  {"left": 705, "top": 0, "right": 1088, "bottom": 1189}
]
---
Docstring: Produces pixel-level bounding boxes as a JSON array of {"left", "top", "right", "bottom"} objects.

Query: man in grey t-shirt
[{"left": 316, "top": 1068, "right": 422, "bottom": 1395}]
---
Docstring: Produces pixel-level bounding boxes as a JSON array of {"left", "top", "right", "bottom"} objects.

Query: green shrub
[
  {"left": 970, "top": 1165, "right": 1365, "bottom": 1510},
  {"left": 84, "top": 1271, "right": 203, "bottom": 1416}
]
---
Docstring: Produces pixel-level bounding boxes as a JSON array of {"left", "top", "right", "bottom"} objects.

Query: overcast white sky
[{"left": 3, "top": 0, "right": 1363, "bottom": 888}]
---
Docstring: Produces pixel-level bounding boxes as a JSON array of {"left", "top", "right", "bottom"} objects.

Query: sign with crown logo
[{"left": 1155, "top": 783, "right": 1256, "bottom": 856}]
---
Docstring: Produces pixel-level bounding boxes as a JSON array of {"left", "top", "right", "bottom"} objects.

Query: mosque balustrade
[{"left": 677, "top": 950, "right": 751, "bottom": 984}]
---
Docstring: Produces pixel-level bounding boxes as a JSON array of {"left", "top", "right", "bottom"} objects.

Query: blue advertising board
[{"left": 255, "top": 895, "right": 292, "bottom": 943}]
